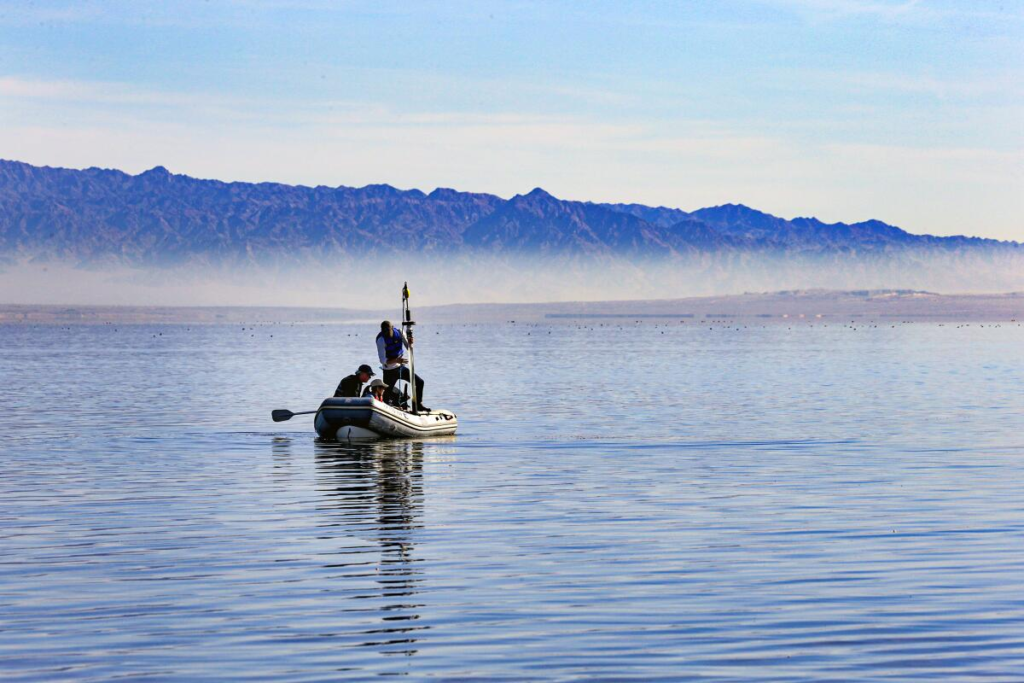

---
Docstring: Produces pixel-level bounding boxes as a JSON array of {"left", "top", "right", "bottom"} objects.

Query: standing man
[
  {"left": 376, "top": 320, "right": 427, "bottom": 412},
  {"left": 333, "top": 364, "right": 374, "bottom": 398}
]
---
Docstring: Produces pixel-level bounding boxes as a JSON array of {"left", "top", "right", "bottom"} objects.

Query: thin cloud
[
  {"left": 757, "top": 67, "right": 1024, "bottom": 103},
  {"left": 0, "top": 75, "right": 244, "bottom": 108},
  {"left": 758, "top": 0, "right": 924, "bottom": 22},
  {"left": 757, "top": 0, "right": 1024, "bottom": 24},
  {"left": 825, "top": 141, "right": 1024, "bottom": 177}
]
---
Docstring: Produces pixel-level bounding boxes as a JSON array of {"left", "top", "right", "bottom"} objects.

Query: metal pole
[{"left": 402, "top": 282, "right": 417, "bottom": 412}]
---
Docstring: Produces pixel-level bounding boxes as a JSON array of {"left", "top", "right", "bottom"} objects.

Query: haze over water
[{"left": 2, "top": 319, "right": 1023, "bottom": 680}]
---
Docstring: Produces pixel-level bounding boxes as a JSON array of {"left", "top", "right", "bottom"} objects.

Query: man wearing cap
[
  {"left": 376, "top": 320, "right": 427, "bottom": 411},
  {"left": 333, "top": 364, "right": 375, "bottom": 398}
]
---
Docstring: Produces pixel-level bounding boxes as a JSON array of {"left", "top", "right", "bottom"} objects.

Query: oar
[{"left": 271, "top": 408, "right": 317, "bottom": 422}]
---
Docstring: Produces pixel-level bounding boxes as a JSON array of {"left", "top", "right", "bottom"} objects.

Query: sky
[{"left": 0, "top": 0, "right": 1021, "bottom": 240}]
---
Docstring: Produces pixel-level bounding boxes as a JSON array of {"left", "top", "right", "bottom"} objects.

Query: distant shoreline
[{"left": 1, "top": 290, "right": 1021, "bottom": 324}]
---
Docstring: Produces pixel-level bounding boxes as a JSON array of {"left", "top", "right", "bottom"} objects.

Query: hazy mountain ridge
[{"left": 0, "top": 159, "right": 1018, "bottom": 268}]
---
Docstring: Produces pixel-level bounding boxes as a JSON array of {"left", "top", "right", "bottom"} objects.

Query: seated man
[
  {"left": 363, "top": 378, "right": 389, "bottom": 402},
  {"left": 376, "top": 320, "right": 428, "bottom": 412},
  {"left": 333, "top": 364, "right": 374, "bottom": 398}
]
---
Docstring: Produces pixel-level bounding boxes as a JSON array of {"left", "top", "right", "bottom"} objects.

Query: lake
[{"left": 2, "top": 319, "right": 1023, "bottom": 680}]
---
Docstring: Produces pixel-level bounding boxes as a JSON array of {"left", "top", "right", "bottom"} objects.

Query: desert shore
[{"left": 1, "top": 290, "right": 1021, "bottom": 325}]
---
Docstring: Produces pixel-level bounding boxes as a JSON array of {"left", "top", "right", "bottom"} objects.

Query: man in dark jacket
[{"left": 333, "top": 364, "right": 374, "bottom": 398}]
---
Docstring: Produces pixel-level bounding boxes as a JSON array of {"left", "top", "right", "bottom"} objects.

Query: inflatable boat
[
  {"left": 314, "top": 397, "right": 458, "bottom": 441},
  {"left": 272, "top": 282, "right": 458, "bottom": 441}
]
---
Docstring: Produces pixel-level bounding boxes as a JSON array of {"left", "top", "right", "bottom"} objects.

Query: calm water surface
[{"left": 1, "top": 320, "right": 1023, "bottom": 681}]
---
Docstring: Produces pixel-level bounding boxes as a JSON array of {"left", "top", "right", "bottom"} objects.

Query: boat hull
[{"left": 314, "top": 397, "right": 458, "bottom": 440}]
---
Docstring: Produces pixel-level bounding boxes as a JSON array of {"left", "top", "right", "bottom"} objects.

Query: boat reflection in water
[{"left": 313, "top": 440, "right": 433, "bottom": 658}]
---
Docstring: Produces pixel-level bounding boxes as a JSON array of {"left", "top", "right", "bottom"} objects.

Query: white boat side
[{"left": 314, "top": 396, "right": 458, "bottom": 440}]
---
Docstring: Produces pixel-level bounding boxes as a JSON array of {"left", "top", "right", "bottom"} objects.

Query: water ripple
[{"left": 1, "top": 323, "right": 1023, "bottom": 679}]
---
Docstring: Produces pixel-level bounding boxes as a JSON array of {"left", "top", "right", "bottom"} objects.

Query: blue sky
[{"left": 1, "top": 0, "right": 1021, "bottom": 239}]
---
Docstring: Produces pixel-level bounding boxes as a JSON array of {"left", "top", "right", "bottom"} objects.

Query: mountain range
[{"left": 0, "top": 159, "right": 1019, "bottom": 268}]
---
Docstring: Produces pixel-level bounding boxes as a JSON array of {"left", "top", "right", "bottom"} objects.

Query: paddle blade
[{"left": 271, "top": 409, "right": 294, "bottom": 422}]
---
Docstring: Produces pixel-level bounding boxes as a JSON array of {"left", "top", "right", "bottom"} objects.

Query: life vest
[{"left": 378, "top": 328, "right": 404, "bottom": 360}]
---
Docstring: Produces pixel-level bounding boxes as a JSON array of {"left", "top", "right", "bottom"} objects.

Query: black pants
[{"left": 383, "top": 366, "right": 425, "bottom": 407}]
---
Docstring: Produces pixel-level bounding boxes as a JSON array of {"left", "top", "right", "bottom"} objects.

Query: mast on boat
[{"left": 401, "top": 282, "right": 418, "bottom": 413}]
